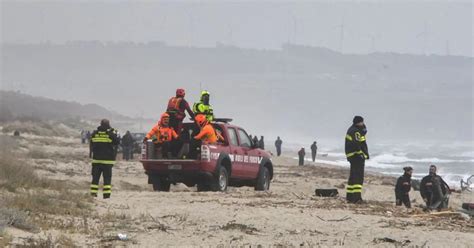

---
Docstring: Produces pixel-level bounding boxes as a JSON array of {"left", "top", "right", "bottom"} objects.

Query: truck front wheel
[{"left": 255, "top": 166, "right": 270, "bottom": 191}]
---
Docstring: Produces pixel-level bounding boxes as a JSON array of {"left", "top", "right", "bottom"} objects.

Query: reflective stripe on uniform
[
  {"left": 346, "top": 150, "right": 364, "bottom": 158},
  {"left": 345, "top": 135, "right": 353, "bottom": 141},
  {"left": 91, "top": 137, "right": 112, "bottom": 143},
  {"left": 90, "top": 184, "right": 99, "bottom": 193},
  {"left": 346, "top": 184, "right": 363, "bottom": 193},
  {"left": 103, "top": 185, "right": 112, "bottom": 194},
  {"left": 92, "top": 160, "right": 116, "bottom": 165}
]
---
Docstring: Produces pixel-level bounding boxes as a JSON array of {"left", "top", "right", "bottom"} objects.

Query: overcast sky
[{"left": 1, "top": 0, "right": 472, "bottom": 56}]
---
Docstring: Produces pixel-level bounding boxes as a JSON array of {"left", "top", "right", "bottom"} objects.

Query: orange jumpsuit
[
  {"left": 194, "top": 124, "right": 218, "bottom": 144},
  {"left": 146, "top": 124, "right": 178, "bottom": 143}
]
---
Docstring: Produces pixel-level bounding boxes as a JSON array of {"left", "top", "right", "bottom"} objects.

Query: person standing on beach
[
  {"left": 345, "top": 116, "right": 369, "bottom": 204},
  {"left": 90, "top": 119, "right": 120, "bottom": 199},
  {"left": 311, "top": 141, "right": 318, "bottom": 162},
  {"left": 395, "top": 166, "right": 413, "bottom": 208},
  {"left": 298, "top": 148, "right": 305, "bottom": 166},
  {"left": 275, "top": 137, "right": 282, "bottom": 156}
]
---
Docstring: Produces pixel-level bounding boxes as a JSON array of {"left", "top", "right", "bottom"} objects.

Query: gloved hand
[{"left": 143, "top": 137, "right": 148, "bottom": 143}]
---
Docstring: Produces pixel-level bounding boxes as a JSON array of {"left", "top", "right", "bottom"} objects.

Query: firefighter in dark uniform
[
  {"left": 89, "top": 119, "right": 120, "bottom": 199},
  {"left": 395, "top": 166, "right": 413, "bottom": 208},
  {"left": 345, "top": 116, "right": 369, "bottom": 204},
  {"left": 420, "top": 165, "right": 451, "bottom": 210}
]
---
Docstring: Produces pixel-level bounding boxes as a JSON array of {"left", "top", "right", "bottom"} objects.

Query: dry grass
[
  {"left": 0, "top": 148, "right": 56, "bottom": 192},
  {"left": 27, "top": 147, "right": 50, "bottom": 159},
  {"left": 2, "top": 121, "right": 77, "bottom": 137},
  {"left": 0, "top": 208, "right": 38, "bottom": 233},
  {"left": 17, "top": 234, "right": 78, "bottom": 248},
  {"left": 0, "top": 135, "right": 94, "bottom": 246},
  {"left": 5, "top": 190, "right": 92, "bottom": 217}
]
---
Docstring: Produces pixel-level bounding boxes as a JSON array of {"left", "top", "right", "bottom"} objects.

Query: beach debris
[
  {"left": 117, "top": 233, "right": 128, "bottom": 241},
  {"left": 221, "top": 221, "right": 259, "bottom": 235},
  {"left": 460, "top": 175, "right": 473, "bottom": 192},
  {"left": 373, "top": 237, "right": 411, "bottom": 246},
  {"left": 316, "top": 215, "right": 352, "bottom": 222},
  {"left": 315, "top": 189, "right": 339, "bottom": 197}
]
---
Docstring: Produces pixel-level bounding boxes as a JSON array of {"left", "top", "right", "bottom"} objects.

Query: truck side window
[
  {"left": 237, "top": 129, "right": 252, "bottom": 148},
  {"left": 227, "top": 128, "right": 239, "bottom": 146}
]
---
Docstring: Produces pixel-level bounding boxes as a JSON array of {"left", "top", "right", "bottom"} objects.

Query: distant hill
[
  {"left": 0, "top": 90, "right": 127, "bottom": 122},
  {"left": 1, "top": 42, "right": 472, "bottom": 141}
]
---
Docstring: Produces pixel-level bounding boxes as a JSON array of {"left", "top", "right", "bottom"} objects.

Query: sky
[{"left": 1, "top": 0, "right": 473, "bottom": 56}]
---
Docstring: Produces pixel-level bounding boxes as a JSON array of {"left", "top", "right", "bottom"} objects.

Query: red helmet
[
  {"left": 195, "top": 114, "right": 207, "bottom": 126},
  {"left": 176, "top": 88, "right": 185, "bottom": 97}
]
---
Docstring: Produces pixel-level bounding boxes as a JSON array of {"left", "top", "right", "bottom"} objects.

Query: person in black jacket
[
  {"left": 298, "top": 148, "right": 305, "bottom": 166},
  {"left": 258, "top": 136, "right": 265, "bottom": 150},
  {"left": 345, "top": 116, "right": 369, "bottom": 204},
  {"left": 121, "top": 131, "right": 134, "bottom": 161},
  {"left": 311, "top": 141, "right": 318, "bottom": 162},
  {"left": 395, "top": 166, "right": 413, "bottom": 208},
  {"left": 275, "top": 137, "right": 282, "bottom": 156},
  {"left": 89, "top": 119, "right": 120, "bottom": 199},
  {"left": 420, "top": 165, "right": 450, "bottom": 210}
]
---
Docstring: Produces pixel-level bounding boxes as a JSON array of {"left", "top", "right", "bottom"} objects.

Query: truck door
[
  {"left": 236, "top": 129, "right": 258, "bottom": 179},
  {"left": 226, "top": 128, "right": 245, "bottom": 178}
]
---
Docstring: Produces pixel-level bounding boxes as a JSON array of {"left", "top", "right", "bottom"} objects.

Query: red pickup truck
[{"left": 140, "top": 121, "right": 273, "bottom": 192}]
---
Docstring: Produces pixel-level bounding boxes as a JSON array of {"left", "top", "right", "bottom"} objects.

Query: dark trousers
[
  {"left": 91, "top": 164, "right": 113, "bottom": 199},
  {"left": 122, "top": 146, "right": 132, "bottom": 160},
  {"left": 276, "top": 147, "right": 281, "bottom": 156},
  {"left": 299, "top": 156, "right": 304, "bottom": 166},
  {"left": 396, "top": 195, "right": 411, "bottom": 208},
  {"left": 346, "top": 156, "right": 365, "bottom": 203},
  {"left": 312, "top": 151, "right": 317, "bottom": 162},
  {"left": 168, "top": 114, "right": 184, "bottom": 133}
]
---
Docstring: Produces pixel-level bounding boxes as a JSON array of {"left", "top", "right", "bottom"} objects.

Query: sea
[{"left": 287, "top": 139, "right": 473, "bottom": 189}]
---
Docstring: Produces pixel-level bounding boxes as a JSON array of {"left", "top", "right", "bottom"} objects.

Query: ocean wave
[{"left": 369, "top": 153, "right": 470, "bottom": 164}]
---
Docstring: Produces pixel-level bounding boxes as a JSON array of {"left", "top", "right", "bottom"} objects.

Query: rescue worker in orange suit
[
  {"left": 143, "top": 113, "right": 179, "bottom": 158},
  {"left": 89, "top": 119, "right": 120, "bottom": 199},
  {"left": 193, "top": 114, "right": 223, "bottom": 144},
  {"left": 395, "top": 166, "right": 413, "bottom": 208},
  {"left": 167, "top": 88, "right": 195, "bottom": 132},
  {"left": 345, "top": 116, "right": 369, "bottom": 204}
]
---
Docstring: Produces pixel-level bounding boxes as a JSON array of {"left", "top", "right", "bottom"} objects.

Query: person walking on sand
[
  {"left": 90, "top": 119, "right": 120, "bottom": 199},
  {"left": 311, "top": 141, "right": 318, "bottom": 162},
  {"left": 275, "top": 137, "right": 282, "bottom": 156},
  {"left": 395, "top": 166, "right": 413, "bottom": 208},
  {"left": 298, "top": 148, "right": 306, "bottom": 166},
  {"left": 345, "top": 116, "right": 369, "bottom": 204}
]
